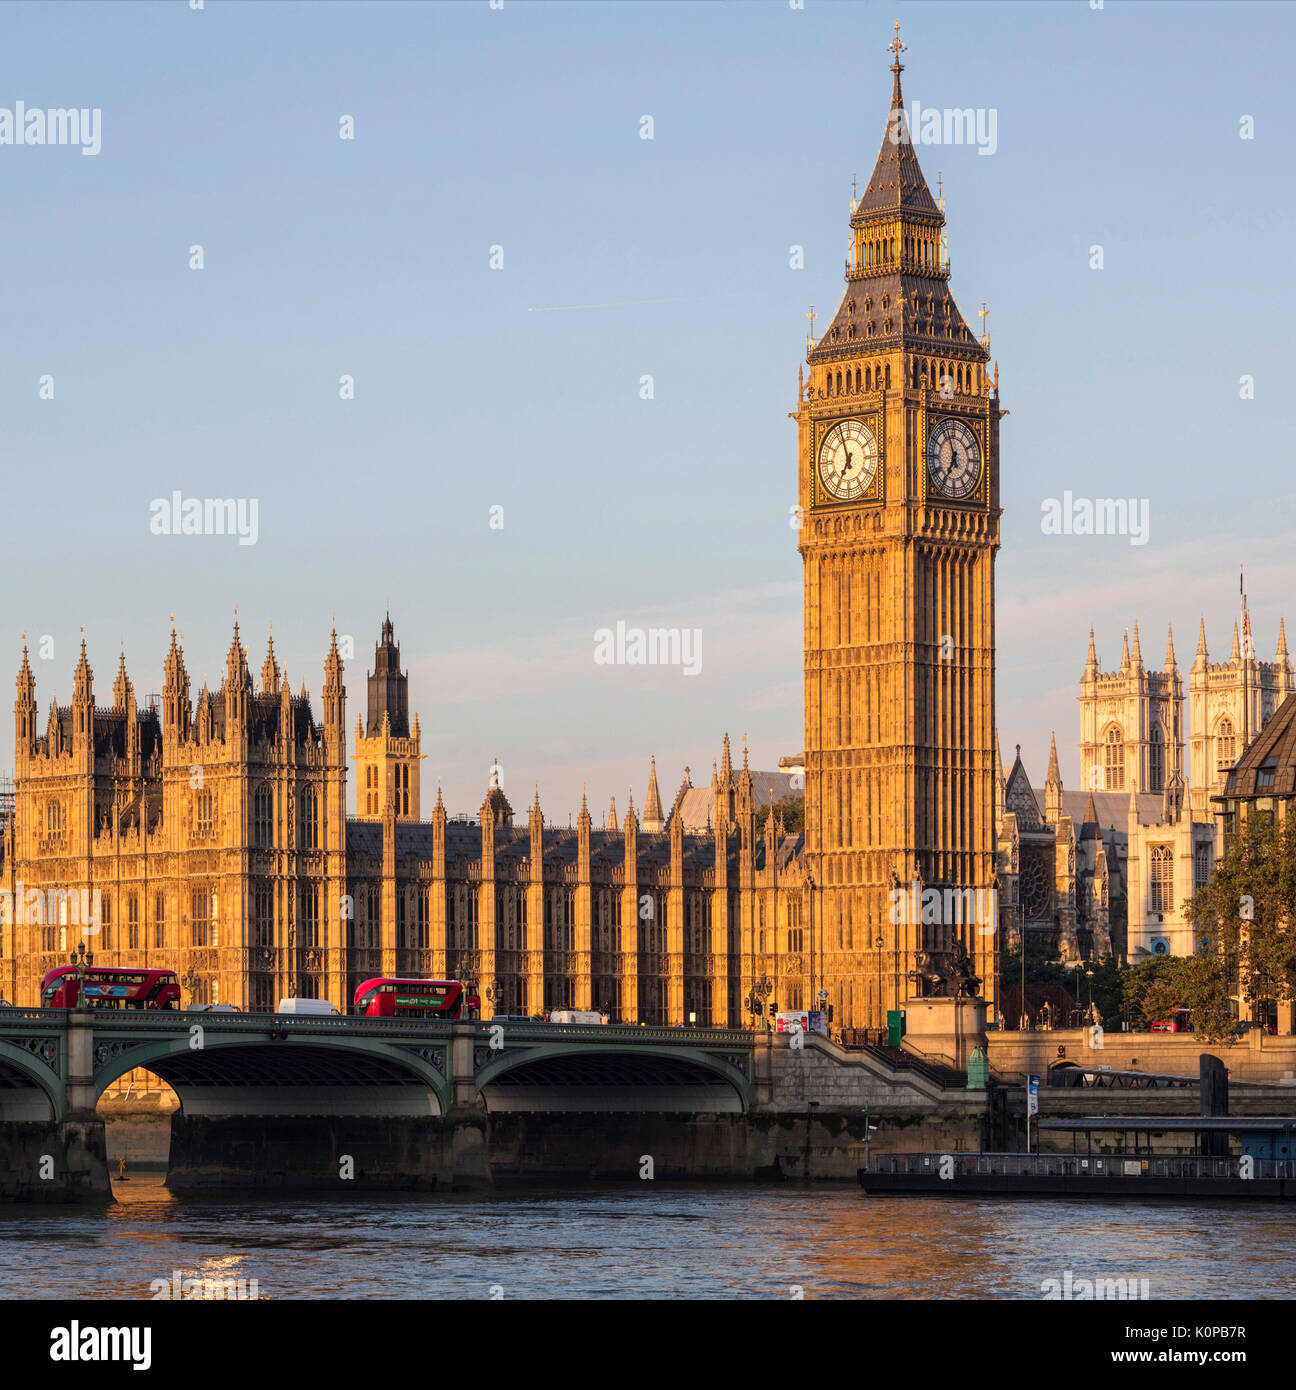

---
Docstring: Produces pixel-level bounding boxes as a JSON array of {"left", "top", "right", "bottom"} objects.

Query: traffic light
[{"left": 752, "top": 1000, "right": 763, "bottom": 1015}]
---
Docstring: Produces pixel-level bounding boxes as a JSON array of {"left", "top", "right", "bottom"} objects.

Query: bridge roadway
[{"left": 0, "top": 1008, "right": 756, "bottom": 1123}]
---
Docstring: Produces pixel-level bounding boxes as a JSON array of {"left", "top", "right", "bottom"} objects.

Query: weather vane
[{"left": 889, "top": 18, "right": 906, "bottom": 69}]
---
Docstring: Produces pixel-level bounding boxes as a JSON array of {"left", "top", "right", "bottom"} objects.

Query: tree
[
  {"left": 754, "top": 796, "right": 804, "bottom": 837},
  {"left": 1188, "top": 812, "right": 1296, "bottom": 1029}
]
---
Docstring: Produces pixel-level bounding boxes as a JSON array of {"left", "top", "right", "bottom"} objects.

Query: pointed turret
[
  {"left": 112, "top": 645, "right": 132, "bottom": 711},
  {"left": 1082, "top": 790, "right": 1098, "bottom": 828},
  {"left": 261, "top": 630, "right": 280, "bottom": 694},
  {"left": 642, "top": 756, "right": 665, "bottom": 833},
  {"left": 366, "top": 614, "right": 409, "bottom": 737},
  {"left": 163, "top": 622, "right": 191, "bottom": 741},
  {"left": 810, "top": 22, "right": 985, "bottom": 391},
  {"left": 1044, "top": 731, "right": 1063, "bottom": 824},
  {"left": 1119, "top": 629, "right": 1131, "bottom": 673},
  {"left": 13, "top": 638, "right": 36, "bottom": 760},
  {"left": 15, "top": 639, "right": 34, "bottom": 707},
  {"left": 606, "top": 794, "right": 618, "bottom": 832},
  {"left": 225, "top": 619, "right": 248, "bottom": 685},
  {"left": 1230, "top": 621, "right": 1240, "bottom": 662},
  {"left": 1083, "top": 628, "right": 1098, "bottom": 681},
  {"left": 1278, "top": 616, "right": 1290, "bottom": 665},
  {"left": 1046, "top": 731, "right": 1061, "bottom": 787},
  {"left": 853, "top": 21, "right": 939, "bottom": 219},
  {"left": 1193, "top": 617, "right": 1209, "bottom": 673},
  {"left": 1164, "top": 624, "right": 1177, "bottom": 672},
  {"left": 323, "top": 625, "right": 345, "bottom": 730},
  {"left": 73, "top": 635, "right": 93, "bottom": 704},
  {"left": 1131, "top": 622, "right": 1143, "bottom": 670},
  {"left": 720, "top": 732, "right": 733, "bottom": 783}
]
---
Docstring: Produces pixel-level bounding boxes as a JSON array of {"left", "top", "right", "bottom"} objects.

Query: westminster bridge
[{"left": 0, "top": 1008, "right": 1015, "bottom": 1199}]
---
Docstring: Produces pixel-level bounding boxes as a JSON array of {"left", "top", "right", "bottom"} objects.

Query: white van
[
  {"left": 277, "top": 998, "right": 340, "bottom": 1016},
  {"left": 548, "top": 1009, "right": 605, "bottom": 1025}
]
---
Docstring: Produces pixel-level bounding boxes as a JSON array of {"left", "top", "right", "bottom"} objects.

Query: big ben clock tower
[{"left": 796, "top": 24, "right": 1003, "bottom": 1032}]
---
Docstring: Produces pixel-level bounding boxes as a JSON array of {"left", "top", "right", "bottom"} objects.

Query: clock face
[
  {"left": 926, "top": 418, "right": 982, "bottom": 499},
  {"left": 817, "top": 419, "right": 878, "bottom": 501}
]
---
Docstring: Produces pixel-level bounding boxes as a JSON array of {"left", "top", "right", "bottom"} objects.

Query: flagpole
[{"left": 1241, "top": 567, "right": 1250, "bottom": 752}]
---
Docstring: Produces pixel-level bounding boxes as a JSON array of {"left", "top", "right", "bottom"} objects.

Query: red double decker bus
[
  {"left": 352, "top": 977, "right": 480, "bottom": 1021},
  {"left": 40, "top": 966, "right": 181, "bottom": 1010}
]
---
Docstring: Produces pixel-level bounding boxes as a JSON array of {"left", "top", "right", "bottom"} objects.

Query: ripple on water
[{"left": 1, "top": 1177, "right": 1295, "bottom": 1299}]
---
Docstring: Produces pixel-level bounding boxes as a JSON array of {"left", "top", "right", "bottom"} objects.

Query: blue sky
[{"left": 1, "top": 0, "right": 1292, "bottom": 815}]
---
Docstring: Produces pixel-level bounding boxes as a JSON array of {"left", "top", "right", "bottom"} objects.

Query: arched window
[
  {"left": 865, "top": 365, "right": 872, "bottom": 390},
  {"left": 1216, "top": 718, "right": 1236, "bottom": 769},
  {"left": 254, "top": 784, "right": 273, "bottom": 848},
  {"left": 854, "top": 368, "right": 861, "bottom": 392},
  {"left": 1149, "top": 726, "right": 1165, "bottom": 792},
  {"left": 1104, "top": 727, "right": 1125, "bottom": 791},
  {"left": 1150, "top": 845, "right": 1174, "bottom": 913},
  {"left": 299, "top": 786, "right": 317, "bottom": 850}
]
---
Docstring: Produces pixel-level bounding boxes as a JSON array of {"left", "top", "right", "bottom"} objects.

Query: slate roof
[{"left": 1219, "top": 692, "right": 1296, "bottom": 802}]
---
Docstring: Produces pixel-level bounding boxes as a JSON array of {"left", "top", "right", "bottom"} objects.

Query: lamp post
[
  {"left": 69, "top": 940, "right": 94, "bottom": 1008},
  {"left": 746, "top": 974, "right": 773, "bottom": 1031},
  {"left": 180, "top": 963, "right": 202, "bottom": 1008},
  {"left": 485, "top": 981, "right": 503, "bottom": 1019}
]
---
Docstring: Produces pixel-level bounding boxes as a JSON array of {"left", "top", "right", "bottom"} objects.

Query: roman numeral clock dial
[
  {"left": 926, "top": 417, "right": 982, "bottom": 500},
  {"left": 817, "top": 418, "right": 878, "bottom": 501}
]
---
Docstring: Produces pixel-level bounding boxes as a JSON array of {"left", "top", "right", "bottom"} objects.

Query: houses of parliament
[{"left": 0, "top": 31, "right": 1005, "bottom": 1031}]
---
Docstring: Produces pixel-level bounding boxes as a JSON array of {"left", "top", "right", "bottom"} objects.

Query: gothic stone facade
[
  {"left": 795, "top": 34, "right": 1002, "bottom": 1028},
  {"left": 998, "top": 617, "right": 1292, "bottom": 964},
  {"left": 0, "top": 623, "right": 815, "bottom": 1026}
]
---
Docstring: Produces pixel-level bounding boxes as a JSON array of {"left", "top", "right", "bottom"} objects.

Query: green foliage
[
  {"left": 1123, "top": 955, "right": 1181, "bottom": 1027},
  {"left": 754, "top": 796, "right": 804, "bottom": 837},
  {"left": 998, "top": 944, "right": 1125, "bottom": 1027},
  {"left": 1187, "top": 812, "right": 1296, "bottom": 1027}
]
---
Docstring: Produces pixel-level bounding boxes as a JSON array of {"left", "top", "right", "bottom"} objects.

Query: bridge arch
[
  {"left": 91, "top": 1032, "right": 453, "bottom": 1117},
  {"left": 0, "top": 1038, "right": 62, "bottom": 1121},
  {"left": 475, "top": 1041, "right": 751, "bottom": 1114}
]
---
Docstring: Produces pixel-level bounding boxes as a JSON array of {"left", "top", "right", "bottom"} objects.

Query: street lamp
[
  {"left": 180, "top": 964, "right": 202, "bottom": 1008},
  {"left": 69, "top": 940, "right": 94, "bottom": 1007},
  {"left": 746, "top": 974, "right": 773, "bottom": 1031}
]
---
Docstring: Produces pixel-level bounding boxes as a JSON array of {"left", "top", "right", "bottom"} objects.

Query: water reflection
[{"left": 0, "top": 1176, "right": 1293, "bottom": 1299}]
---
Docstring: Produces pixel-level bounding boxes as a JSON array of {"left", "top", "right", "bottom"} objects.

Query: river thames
[{"left": 1, "top": 1176, "right": 1294, "bottom": 1300}]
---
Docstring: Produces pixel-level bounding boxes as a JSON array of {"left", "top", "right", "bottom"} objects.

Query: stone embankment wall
[
  {"left": 0, "top": 1120, "right": 112, "bottom": 1202},
  {"left": 988, "top": 1028, "right": 1296, "bottom": 1085},
  {"left": 166, "top": 1109, "right": 490, "bottom": 1192}
]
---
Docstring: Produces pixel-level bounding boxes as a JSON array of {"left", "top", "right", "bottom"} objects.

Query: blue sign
[{"left": 1027, "top": 1074, "right": 1039, "bottom": 1116}]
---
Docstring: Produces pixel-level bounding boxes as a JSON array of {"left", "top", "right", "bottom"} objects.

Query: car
[
  {"left": 490, "top": 1014, "right": 537, "bottom": 1024},
  {"left": 185, "top": 1003, "right": 239, "bottom": 1012}
]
